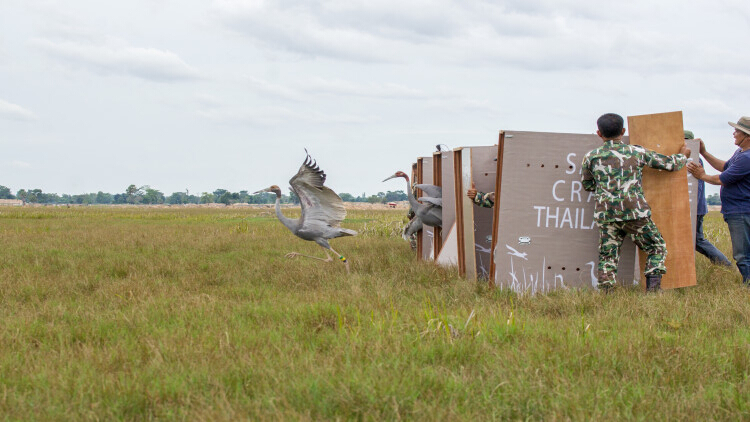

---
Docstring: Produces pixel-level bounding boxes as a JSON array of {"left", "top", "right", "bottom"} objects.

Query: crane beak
[
  {"left": 382, "top": 174, "right": 398, "bottom": 182},
  {"left": 252, "top": 188, "right": 270, "bottom": 194}
]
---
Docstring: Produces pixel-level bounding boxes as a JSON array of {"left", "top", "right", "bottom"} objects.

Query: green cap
[{"left": 684, "top": 130, "right": 694, "bottom": 140}]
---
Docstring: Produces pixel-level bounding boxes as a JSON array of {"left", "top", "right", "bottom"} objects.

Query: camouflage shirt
[
  {"left": 581, "top": 140, "right": 687, "bottom": 223},
  {"left": 473, "top": 191, "right": 494, "bottom": 208}
]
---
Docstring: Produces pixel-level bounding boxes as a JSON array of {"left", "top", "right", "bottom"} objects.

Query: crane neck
[
  {"left": 402, "top": 175, "right": 421, "bottom": 210},
  {"left": 275, "top": 196, "right": 299, "bottom": 232}
]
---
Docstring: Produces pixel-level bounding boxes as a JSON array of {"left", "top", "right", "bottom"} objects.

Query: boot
[{"left": 646, "top": 274, "right": 662, "bottom": 292}]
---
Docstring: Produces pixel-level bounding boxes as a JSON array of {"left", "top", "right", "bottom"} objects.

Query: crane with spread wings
[{"left": 254, "top": 150, "right": 357, "bottom": 273}]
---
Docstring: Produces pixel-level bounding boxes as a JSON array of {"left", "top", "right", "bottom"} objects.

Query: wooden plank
[
  {"left": 432, "top": 151, "right": 443, "bottom": 257},
  {"left": 418, "top": 157, "right": 434, "bottom": 261},
  {"left": 489, "top": 132, "right": 505, "bottom": 284},
  {"left": 460, "top": 149, "right": 477, "bottom": 280},
  {"left": 627, "top": 111, "right": 697, "bottom": 290},
  {"left": 453, "top": 149, "right": 466, "bottom": 276},
  {"left": 470, "top": 146, "right": 498, "bottom": 279},
  {"left": 686, "top": 139, "right": 701, "bottom": 249},
  {"left": 435, "top": 151, "right": 457, "bottom": 266},
  {"left": 415, "top": 159, "right": 423, "bottom": 261}
]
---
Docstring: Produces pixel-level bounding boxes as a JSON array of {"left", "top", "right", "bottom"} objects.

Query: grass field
[{"left": 0, "top": 206, "right": 748, "bottom": 420}]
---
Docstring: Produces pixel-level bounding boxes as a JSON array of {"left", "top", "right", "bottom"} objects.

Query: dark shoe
[{"left": 646, "top": 274, "right": 662, "bottom": 292}]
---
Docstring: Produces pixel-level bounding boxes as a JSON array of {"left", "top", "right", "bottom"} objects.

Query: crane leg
[
  {"left": 328, "top": 247, "right": 350, "bottom": 274},
  {"left": 285, "top": 250, "right": 334, "bottom": 262},
  {"left": 285, "top": 248, "right": 350, "bottom": 274}
]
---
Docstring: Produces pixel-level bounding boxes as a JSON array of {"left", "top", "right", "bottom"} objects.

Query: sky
[{"left": 1, "top": 0, "right": 749, "bottom": 198}]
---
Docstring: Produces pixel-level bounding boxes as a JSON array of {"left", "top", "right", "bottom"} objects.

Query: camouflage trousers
[{"left": 597, "top": 217, "right": 667, "bottom": 285}]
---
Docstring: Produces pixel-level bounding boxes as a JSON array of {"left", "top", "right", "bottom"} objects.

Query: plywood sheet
[
  {"left": 439, "top": 152, "right": 456, "bottom": 243},
  {"left": 627, "top": 111, "right": 696, "bottom": 290},
  {"left": 492, "top": 131, "right": 638, "bottom": 293},
  {"left": 436, "top": 151, "right": 458, "bottom": 265},
  {"left": 436, "top": 224, "right": 458, "bottom": 266},
  {"left": 453, "top": 148, "right": 476, "bottom": 279},
  {"left": 418, "top": 156, "right": 434, "bottom": 261},
  {"left": 471, "top": 146, "right": 498, "bottom": 278},
  {"left": 686, "top": 139, "right": 701, "bottom": 248}
]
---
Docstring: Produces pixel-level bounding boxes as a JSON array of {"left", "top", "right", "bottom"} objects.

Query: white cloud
[
  {"left": 302, "top": 78, "right": 428, "bottom": 99},
  {"left": 195, "top": 103, "right": 378, "bottom": 126},
  {"left": 11, "top": 161, "right": 31, "bottom": 169},
  {"left": 245, "top": 76, "right": 302, "bottom": 101},
  {"left": 31, "top": 38, "right": 200, "bottom": 82},
  {"left": 211, "top": 0, "right": 744, "bottom": 75},
  {"left": 0, "top": 99, "right": 37, "bottom": 121}
]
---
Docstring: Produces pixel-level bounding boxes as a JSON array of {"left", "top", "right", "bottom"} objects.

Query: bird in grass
[
  {"left": 254, "top": 150, "right": 357, "bottom": 273},
  {"left": 383, "top": 171, "right": 442, "bottom": 228}
]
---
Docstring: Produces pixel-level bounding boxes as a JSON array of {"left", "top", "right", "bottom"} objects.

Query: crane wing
[
  {"left": 289, "top": 151, "right": 346, "bottom": 228},
  {"left": 418, "top": 196, "right": 442, "bottom": 207},
  {"left": 414, "top": 184, "right": 442, "bottom": 198}
]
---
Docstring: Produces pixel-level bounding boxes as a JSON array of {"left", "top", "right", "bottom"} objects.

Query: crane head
[
  {"left": 383, "top": 171, "right": 409, "bottom": 182},
  {"left": 253, "top": 185, "right": 282, "bottom": 197}
]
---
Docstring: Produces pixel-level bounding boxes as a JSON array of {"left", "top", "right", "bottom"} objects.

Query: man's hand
[
  {"left": 699, "top": 139, "right": 706, "bottom": 156},
  {"left": 679, "top": 143, "right": 691, "bottom": 158},
  {"left": 687, "top": 161, "right": 705, "bottom": 180},
  {"left": 467, "top": 181, "right": 477, "bottom": 200}
]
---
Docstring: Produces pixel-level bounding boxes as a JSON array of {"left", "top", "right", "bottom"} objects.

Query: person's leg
[
  {"left": 696, "top": 214, "right": 732, "bottom": 266},
  {"left": 625, "top": 217, "right": 666, "bottom": 291},
  {"left": 597, "top": 222, "right": 625, "bottom": 289},
  {"left": 724, "top": 214, "right": 750, "bottom": 284}
]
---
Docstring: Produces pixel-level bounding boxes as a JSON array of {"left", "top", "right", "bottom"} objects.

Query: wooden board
[
  {"left": 432, "top": 152, "right": 443, "bottom": 256},
  {"left": 491, "top": 131, "right": 638, "bottom": 293},
  {"left": 450, "top": 146, "right": 497, "bottom": 280},
  {"left": 415, "top": 161, "right": 423, "bottom": 260},
  {"left": 686, "top": 139, "right": 701, "bottom": 248},
  {"left": 627, "top": 111, "right": 697, "bottom": 290},
  {"left": 471, "top": 146, "right": 498, "bottom": 279},
  {"left": 453, "top": 148, "right": 475, "bottom": 279},
  {"left": 417, "top": 156, "right": 434, "bottom": 261},
  {"left": 436, "top": 151, "right": 458, "bottom": 266}
]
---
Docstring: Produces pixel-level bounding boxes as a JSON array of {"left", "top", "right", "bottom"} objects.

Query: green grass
[{"left": 0, "top": 207, "right": 748, "bottom": 420}]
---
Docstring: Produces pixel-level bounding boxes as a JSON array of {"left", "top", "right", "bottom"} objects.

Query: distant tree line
[
  {"left": 706, "top": 193, "right": 721, "bottom": 205},
  {"left": 0, "top": 184, "right": 407, "bottom": 205}
]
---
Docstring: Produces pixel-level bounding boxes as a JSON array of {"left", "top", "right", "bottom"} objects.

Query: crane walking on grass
[
  {"left": 383, "top": 171, "right": 442, "bottom": 228},
  {"left": 254, "top": 150, "right": 357, "bottom": 273}
]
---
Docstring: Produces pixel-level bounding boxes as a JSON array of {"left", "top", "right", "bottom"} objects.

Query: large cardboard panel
[
  {"left": 436, "top": 151, "right": 458, "bottom": 265},
  {"left": 471, "top": 146, "right": 498, "bottom": 278},
  {"left": 687, "top": 139, "right": 701, "bottom": 247},
  {"left": 492, "top": 131, "right": 638, "bottom": 293},
  {"left": 451, "top": 146, "right": 498, "bottom": 279},
  {"left": 454, "top": 148, "right": 476, "bottom": 279},
  {"left": 627, "top": 111, "right": 697, "bottom": 289},
  {"left": 418, "top": 156, "right": 434, "bottom": 261}
]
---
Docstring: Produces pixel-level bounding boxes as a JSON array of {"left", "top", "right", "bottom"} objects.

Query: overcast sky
[{"left": 1, "top": 0, "right": 748, "bottom": 197}]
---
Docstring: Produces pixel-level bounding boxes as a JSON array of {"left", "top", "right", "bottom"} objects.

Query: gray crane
[
  {"left": 383, "top": 171, "right": 442, "bottom": 228},
  {"left": 254, "top": 151, "right": 357, "bottom": 273}
]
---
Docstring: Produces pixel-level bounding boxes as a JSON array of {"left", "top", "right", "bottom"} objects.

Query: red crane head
[
  {"left": 382, "top": 171, "right": 409, "bottom": 182},
  {"left": 253, "top": 185, "right": 282, "bottom": 197}
]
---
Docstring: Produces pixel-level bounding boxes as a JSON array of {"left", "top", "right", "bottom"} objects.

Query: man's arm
[
  {"left": 699, "top": 139, "right": 727, "bottom": 172},
  {"left": 467, "top": 181, "right": 494, "bottom": 208},
  {"left": 642, "top": 144, "right": 690, "bottom": 171},
  {"left": 581, "top": 156, "right": 596, "bottom": 191},
  {"left": 472, "top": 191, "right": 495, "bottom": 208},
  {"left": 687, "top": 162, "right": 722, "bottom": 185}
]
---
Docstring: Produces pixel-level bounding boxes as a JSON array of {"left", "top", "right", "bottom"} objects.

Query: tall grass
[{"left": 0, "top": 207, "right": 747, "bottom": 420}]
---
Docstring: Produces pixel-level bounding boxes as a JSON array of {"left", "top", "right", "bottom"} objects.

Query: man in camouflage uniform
[{"left": 581, "top": 113, "right": 690, "bottom": 292}]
